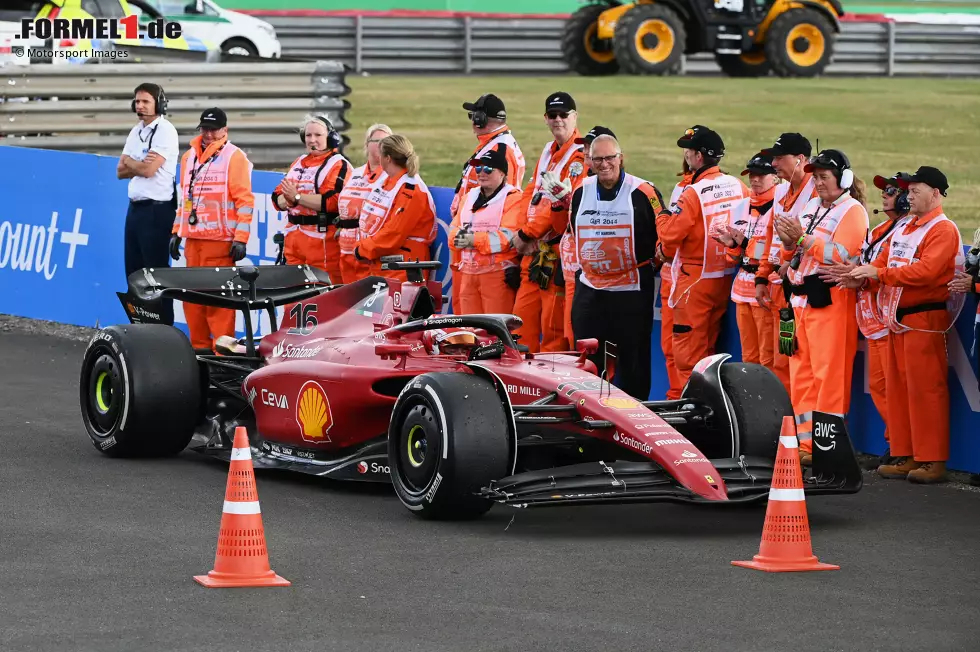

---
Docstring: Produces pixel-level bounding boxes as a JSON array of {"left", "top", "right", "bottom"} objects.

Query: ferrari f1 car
[{"left": 79, "top": 258, "right": 863, "bottom": 519}]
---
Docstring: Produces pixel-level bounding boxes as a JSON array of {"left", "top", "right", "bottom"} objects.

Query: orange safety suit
[
  {"left": 512, "top": 133, "right": 586, "bottom": 352},
  {"left": 448, "top": 183, "right": 523, "bottom": 315},
  {"left": 755, "top": 175, "right": 817, "bottom": 394},
  {"left": 272, "top": 149, "right": 352, "bottom": 285},
  {"left": 449, "top": 126, "right": 527, "bottom": 315},
  {"left": 780, "top": 192, "right": 868, "bottom": 454},
  {"left": 356, "top": 169, "right": 437, "bottom": 283},
  {"left": 870, "top": 207, "right": 963, "bottom": 462},
  {"left": 728, "top": 185, "right": 777, "bottom": 368},
  {"left": 659, "top": 173, "right": 693, "bottom": 399},
  {"left": 173, "top": 134, "right": 254, "bottom": 351},
  {"left": 337, "top": 162, "right": 382, "bottom": 284},
  {"left": 856, "top": 216, "right": 909, "bottom": 446},
  {"left": 656, "top": 166, "right": 748, "bottom": 390}
]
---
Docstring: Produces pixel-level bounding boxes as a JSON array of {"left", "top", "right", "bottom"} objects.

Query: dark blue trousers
[{"left": 124, "top": 199, "right": 175, "bottom": 326}]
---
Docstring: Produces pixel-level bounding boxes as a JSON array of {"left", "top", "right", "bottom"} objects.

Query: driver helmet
[{"left": 423, "top": 329, "right": 479, "bottom": 355}]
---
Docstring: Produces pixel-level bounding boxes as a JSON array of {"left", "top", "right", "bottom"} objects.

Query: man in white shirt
[{"left": 117, "top": 82, "right": 179, "bottom": 325}]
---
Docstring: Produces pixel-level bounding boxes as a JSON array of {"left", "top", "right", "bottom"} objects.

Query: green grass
[{"left": 345, "top": 75, "right": 980, "bottom": 232}]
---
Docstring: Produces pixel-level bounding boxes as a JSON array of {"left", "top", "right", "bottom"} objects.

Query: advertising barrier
[{"left": 2, "top": 145, "right": 978, "bottom": 472}]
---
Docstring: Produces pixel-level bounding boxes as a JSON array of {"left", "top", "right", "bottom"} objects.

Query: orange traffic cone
[
  {"left": 732, "top": 416, "right": 839, "bottom": 573},
  {"left": 194, "top": 427, "right": 291, "bottom": 588}
]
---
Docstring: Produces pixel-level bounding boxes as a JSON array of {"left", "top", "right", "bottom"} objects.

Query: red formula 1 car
[{"left": 79, "top": 258, "right": 863, "bottom": 519}]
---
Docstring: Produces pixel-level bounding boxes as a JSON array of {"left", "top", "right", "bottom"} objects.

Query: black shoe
[{"left": 862, "top": 448, "right": 892, "bottom": 471}]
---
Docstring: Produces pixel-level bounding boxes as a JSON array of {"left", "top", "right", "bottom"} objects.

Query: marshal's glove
[
  {"left": 778, "top": 307, "right": 798, "bottom": 356},
  {"left": 504, "top": 265, "right": 522, "bottom": 290},
  {"left": 230, "top": 241, "right": 247, "bottom": 262},
  {"left": 454, "top": 223, "right": 475, "bottom": 249},
  {"left": 541, "top": 170, "right": 572, "bottom": 202},
  {"left": 169, "top": 234, "right": 181, "bottom": 261}
]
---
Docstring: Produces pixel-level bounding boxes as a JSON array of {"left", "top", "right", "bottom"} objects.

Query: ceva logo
[{"left": 0, "top": 209, "right": 89, "bottom": 280}]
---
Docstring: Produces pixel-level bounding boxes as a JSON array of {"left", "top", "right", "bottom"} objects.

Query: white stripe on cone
[
  {"left": 230, "top": 447, "right": 251, "bottom": 461},
  {"left": 223, "top": 500, "right": 261, "bottom": 514},
  {"left": 779, "top": 436, "right": 799, "bottom": 449},
  {"left": 768, "top": 488, "right": 805, "bottom": 502}
]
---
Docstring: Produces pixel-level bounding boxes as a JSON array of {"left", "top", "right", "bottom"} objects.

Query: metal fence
[
  {"left": 264, "top": 14, "right": 980, "bottom": 76},
  {"left": 0, "top": 61, "right": 351, "bottom": 168}
]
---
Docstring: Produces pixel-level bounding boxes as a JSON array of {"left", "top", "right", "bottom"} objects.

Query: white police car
[{"left": 137, "top": 0, "right": 281, "bottom": 58}]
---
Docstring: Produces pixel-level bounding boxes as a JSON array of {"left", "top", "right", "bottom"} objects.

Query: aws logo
[{"left": 296, "top": 380, "right": 334, "bottom": 444}]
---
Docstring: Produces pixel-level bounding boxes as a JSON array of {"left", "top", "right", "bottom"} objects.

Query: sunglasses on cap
[{"left": 546, "top": 111, "right": 571, "bottom": 120}]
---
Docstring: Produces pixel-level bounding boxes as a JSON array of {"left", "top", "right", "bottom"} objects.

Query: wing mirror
[
  {"left": 375, "top": 342, "right": 414, "bottom": 359},
  {"left": 575, "top": 338, "right": 598, "bottom": 355}
]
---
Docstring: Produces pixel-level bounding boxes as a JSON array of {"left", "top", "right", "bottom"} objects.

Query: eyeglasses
[
  {"left": 474, "top": 166, "right": 496, "bottom": 174},
  {"left": 591, "top": 154, "right": 619, "bottom": 165},
  {"left": 882, "top": 185, "right": 900, "bottom": 196},
  {"left": 546, "top": 111, "right": 571, "bottom": 120}
]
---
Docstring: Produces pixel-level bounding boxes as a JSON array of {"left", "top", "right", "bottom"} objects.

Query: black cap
[
  {"left": 901, "top": 166, "right": 949, "bottom": 196},
  {"left": 873, "top": 171, "right": 912, "bottom": 191},
  {"left": 676, "top": 125, "right": 725, "bottom": 158},
  {"left": 545, "top": 92, "right": 576, "bottom": 113},
  {"left": 741, "top": 152, "right": 776, "bottom": 177},
  {"left": 198, "top": 107, "right": 227, "bottom": 129},
  {"left": 462, "top": 94, "right": 506, "bottom": 121},
  {"left": 575, "top": 125, "right": 616, "bottom": 145},
  {"left": 805, "top": 149, "right": 851, "bottom": 175},
  {"left": 762, "top": 132, "right": 812, "bottom": 157},
  {"left": 469, "top": 147, "right": 508, "bottom": 174}
]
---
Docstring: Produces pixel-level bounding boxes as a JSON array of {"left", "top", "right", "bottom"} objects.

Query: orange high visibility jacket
[
  {"left": 173, "top": 134, "right": 254, "bottom": 243},
  {"left": 657, "top": 166, "right": 750, "bottom": 307},
  {"left": 871, "top": 207, "right": 963, "bottom": 324},
  {"left": 516, "top": 132, "right": 586, "bottom": 244},
  {"left": 272, "top": 150, "right": 352, "bottom": 239},
  {"left": 336, "top": 163, "right": 383, "bottom": 256},
  {"left": 729, "top": 185, "right": 776, "bottom": 303},
  {"left": 659, "top": 172, "right": 694, "bottom": 285},
  {"left": 448, "top": 183, "right": 523, "bottom": 274},
  {"left": 756, "top": 174, "right": 818, "bottom": 285},
  {"left": 856, "top": 216, "right": 910, "bottom": 340},
  {"left": 356, "top": 169, "right": 436, "bottom": 261},
  {"left": 780, "top": 192, "right": 869, "bottom": 310},
  {"left": 450, "top": 125, "right": 527, "bottom": 218}
]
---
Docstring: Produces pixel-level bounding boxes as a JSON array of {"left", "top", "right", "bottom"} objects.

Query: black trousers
[
  {"left": 571, "top": 266, "right": 655, "bottom": 400},
  {"left": 124, "top": 199, "right": 176, "bottom": 326}
]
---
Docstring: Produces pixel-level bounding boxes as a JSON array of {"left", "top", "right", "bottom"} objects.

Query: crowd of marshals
[{"left": 119, "top": 82, "right": 972, "bottom": 485}]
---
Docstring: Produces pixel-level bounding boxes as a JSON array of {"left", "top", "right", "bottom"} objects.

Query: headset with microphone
[
  {"left": 872, "top": 190, "right": 910, "bottom": 217},
  {"left": 131, "top": 83, "right": 168, "bottom": 116},
  {"left": 468, "top": 95, "right": 489, "bottom": 129},
  {"left": 300, "top": 114, "right": 342, "bottom": 151}
]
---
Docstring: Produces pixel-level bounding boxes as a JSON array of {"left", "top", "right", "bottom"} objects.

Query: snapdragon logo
[{"left": 0, "top": 209, "right": 89, "bottom": 280}]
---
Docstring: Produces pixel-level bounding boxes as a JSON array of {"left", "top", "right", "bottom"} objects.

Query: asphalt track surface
[{"left": 2, "top": 331, "right": 979, "bottom": 652}]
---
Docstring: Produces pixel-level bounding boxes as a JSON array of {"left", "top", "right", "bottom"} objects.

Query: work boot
[
  {"left": 877, "top": 457, "right": 921, "bottom": 479},
  {"left": 907, "top": 461, "right": 947, "bottom": 484}
]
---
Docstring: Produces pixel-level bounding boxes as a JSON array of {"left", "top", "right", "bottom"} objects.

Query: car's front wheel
[
  {"left": 79, "top": 324, "right": 203, "bottom": 457},
  {"left": 387, "top": 372, "right": 510, "bottom": 520}
]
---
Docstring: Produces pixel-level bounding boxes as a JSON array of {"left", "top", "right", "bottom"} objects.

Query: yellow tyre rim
[
  {"left": 785, "top": 24, "right": 825, "bottom": 68},
  {"left": 584, "top": 22, "right": 615, "bottom": 64},
  {"left": 633, "top": 19, "right": 675, "bottom": 64}
]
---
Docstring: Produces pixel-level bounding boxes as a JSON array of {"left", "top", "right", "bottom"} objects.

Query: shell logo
[
  {"left": 296, "top": 380, "right": 333, "bottom": 444},
  {"left": 599, "top": 396, "right": 641, "bottom": 410}
]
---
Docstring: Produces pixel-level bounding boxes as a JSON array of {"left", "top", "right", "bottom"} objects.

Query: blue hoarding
[{"left": 1, "top": 145, "right": 977, "bottom": 472}]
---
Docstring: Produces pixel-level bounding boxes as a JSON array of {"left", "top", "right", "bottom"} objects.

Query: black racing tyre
[
  {"left": 79, "top": 324, "right": 203, "bottom": 457},
  {"left": 561, "top": 4, "right": 620, "bottom": 76},
  {"left": 764, "top": 8, "right": 836, "bottom": 78},
  {"left": 719, "top": 362, "right": 793, "bottom": 460},
  {"left": 612, "top": 4, "right": 685, "bottom": 76},
  {"left": 715, "top": 51, "right": 771, "bottom": 77},
  {"left": 387, "top": 372, "right": 510, "bottom": 520},
  {"left": 221, "top": 38, "right": 259, "bottom": 57}
]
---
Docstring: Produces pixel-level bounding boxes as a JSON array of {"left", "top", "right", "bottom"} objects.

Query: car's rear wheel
[
  {"left": 387, "top": 372, "right": 510, "bottom": 520},
  {"left": 79, "top": 324, "right": 203, "bottom": 457},
  {"left": 719, "top": 361, "right": 793, "bottom": 459}
]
